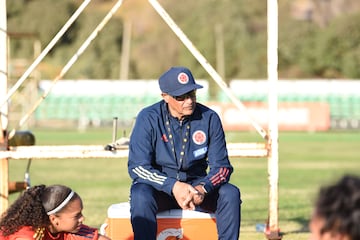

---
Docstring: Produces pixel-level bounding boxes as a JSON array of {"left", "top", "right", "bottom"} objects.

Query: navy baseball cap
[{"left": 159, "top": 66, "right": 203, "bottom": 96}]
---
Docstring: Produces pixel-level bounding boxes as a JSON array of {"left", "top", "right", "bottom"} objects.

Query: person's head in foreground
[
  {"left": 0, "top": 184, "right": 84, "bottom": 237},
  {"left": 309, "top": 174, "right": 360, "bottom": 240}
]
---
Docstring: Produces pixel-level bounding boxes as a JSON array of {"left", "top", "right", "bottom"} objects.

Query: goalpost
[
  {"left": 0, "top": 0, "right": 280, "bottom": 238},
  {"left": 266, "top": 0, "right": 280, "bottom": 238},
  {"left": 0, "top": 0, "right": 9, "bottom": 216}
]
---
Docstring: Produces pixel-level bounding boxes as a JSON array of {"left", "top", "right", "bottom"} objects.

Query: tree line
[{"left": 6, "top": 0, "right": 360, "bottom": 86}]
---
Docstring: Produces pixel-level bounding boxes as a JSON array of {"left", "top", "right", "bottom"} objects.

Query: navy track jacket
[{"left": 128, "top": 100, "right": 234, "bottom": 196}]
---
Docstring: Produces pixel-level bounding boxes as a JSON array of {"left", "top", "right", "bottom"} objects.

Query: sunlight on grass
[{"left": 6, "top": 128, "right": 360, "bottom": 239}]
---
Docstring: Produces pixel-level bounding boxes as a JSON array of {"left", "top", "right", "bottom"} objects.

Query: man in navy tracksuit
[{"left": 128, "top": 66, "right": 241, "bottom": 240}]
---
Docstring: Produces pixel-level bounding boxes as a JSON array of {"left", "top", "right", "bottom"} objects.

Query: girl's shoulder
[
  {"left": 1, "top": 226, "right": 34, "bottom": 240},
  {"left": 60, "top": 225, "right": 99, "bottom": 240}
]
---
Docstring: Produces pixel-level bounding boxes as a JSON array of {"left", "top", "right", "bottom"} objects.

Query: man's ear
[{"left": 162, "top": 93, "right": 170, "bottom": 103}]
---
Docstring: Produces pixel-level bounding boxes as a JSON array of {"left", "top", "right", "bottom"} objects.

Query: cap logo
[
  {"left": 192, "top": 130, "right": 206, "bottom": 145},
  {"left": 177, "top": 72, "right": 189, "bottom": 85}
]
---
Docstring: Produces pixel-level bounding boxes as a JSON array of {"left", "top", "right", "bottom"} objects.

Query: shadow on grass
[{"left": 281, "top": 217, "right": 309, "bottom": 235}]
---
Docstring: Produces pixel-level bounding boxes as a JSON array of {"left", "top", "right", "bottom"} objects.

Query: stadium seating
[{"left": 34, "top": 80, "right": 360, "bottom": 129}]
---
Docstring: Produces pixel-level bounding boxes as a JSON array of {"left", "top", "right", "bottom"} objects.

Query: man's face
[{"left": 163, "top": 90, "right": 197, "bottom": 120}]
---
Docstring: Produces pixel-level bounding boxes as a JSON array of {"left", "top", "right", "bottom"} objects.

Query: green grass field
[{"left": 7, "top": 128, "right": 360, "bottom": 240}]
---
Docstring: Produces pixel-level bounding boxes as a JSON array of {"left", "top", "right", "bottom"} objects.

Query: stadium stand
[
  {"left": 35, "top": 80, "right": 209, "bottom": 127},
  {"left": 35, "top": 79, "right": 360, "bottom": 130}
]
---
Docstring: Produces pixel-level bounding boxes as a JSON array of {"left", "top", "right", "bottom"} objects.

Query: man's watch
[{"left": 200, "top": 183, "right": 208, "bottom": 195}]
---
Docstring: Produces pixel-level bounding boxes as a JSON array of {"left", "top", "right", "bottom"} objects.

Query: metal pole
[
  {"left": 0, "top": 0, "right": 7, "bottom": 132},
  {"left": 120, "top": 20, "right": 131, "bottom": 80},
  {"left": 7, "top": 0, "right": 125, "bottom": 139},
  {"left": 0, "top": 0, "right": 9, "bottom": 214},
  {"left": 148, "top": 0, "right": 268, "bottom": 140},
  {"left": 215, "top": 23, "right": 225, "bottom": 80},
  {"left": 266, "top": 0, "right": 281, "bottom": 239},
  {"left": 112, "top": 117, "right": 118, "bottom": 143},
  {"left": 0, "top": 0, "right": 92, "bottom": 109}
]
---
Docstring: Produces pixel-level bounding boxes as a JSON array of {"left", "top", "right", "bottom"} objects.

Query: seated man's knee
[
  {"left": 130, "top": 183, "right": 155, "bottom": 208},
  {"left": 219, "top": 184, "right": 241, "bottom": 203}
]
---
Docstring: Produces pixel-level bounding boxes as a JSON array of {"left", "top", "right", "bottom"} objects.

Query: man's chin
[{"left": 183, "top": 109, "right": 194, "bottom": 115}]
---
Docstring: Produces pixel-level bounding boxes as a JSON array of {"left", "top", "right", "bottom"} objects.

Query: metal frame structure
[{"left": 0, "top": 0, "right": 280, "bottom": 238}]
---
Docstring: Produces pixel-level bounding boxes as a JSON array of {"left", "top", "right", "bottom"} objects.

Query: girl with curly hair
[
  {"left": 0, "top": 184, "right": 110, "bottom": 240},
  {"left": 309, "top": 174, "right": 360, "bottom": 240}
]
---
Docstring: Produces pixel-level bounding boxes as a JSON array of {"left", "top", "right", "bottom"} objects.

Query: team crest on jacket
[
  {"left": 177, "top": 72, "right": 189, "bottom": 84},
  {"left": 192, "top": 130, "right": 206, "bottom": 145}
]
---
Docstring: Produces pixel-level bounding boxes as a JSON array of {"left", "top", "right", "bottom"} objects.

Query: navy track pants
[{"left": 130, "top": 182, "right": 241, "bottom": 240}]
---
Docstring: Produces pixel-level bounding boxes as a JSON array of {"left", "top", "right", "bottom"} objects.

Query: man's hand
[{"left": 172, "top": 181, "right": 198, "bottom": 210}]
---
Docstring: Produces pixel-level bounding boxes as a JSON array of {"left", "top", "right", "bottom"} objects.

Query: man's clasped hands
[{"left": 172, "top": 181, "right": 206, "bottom": 210}]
